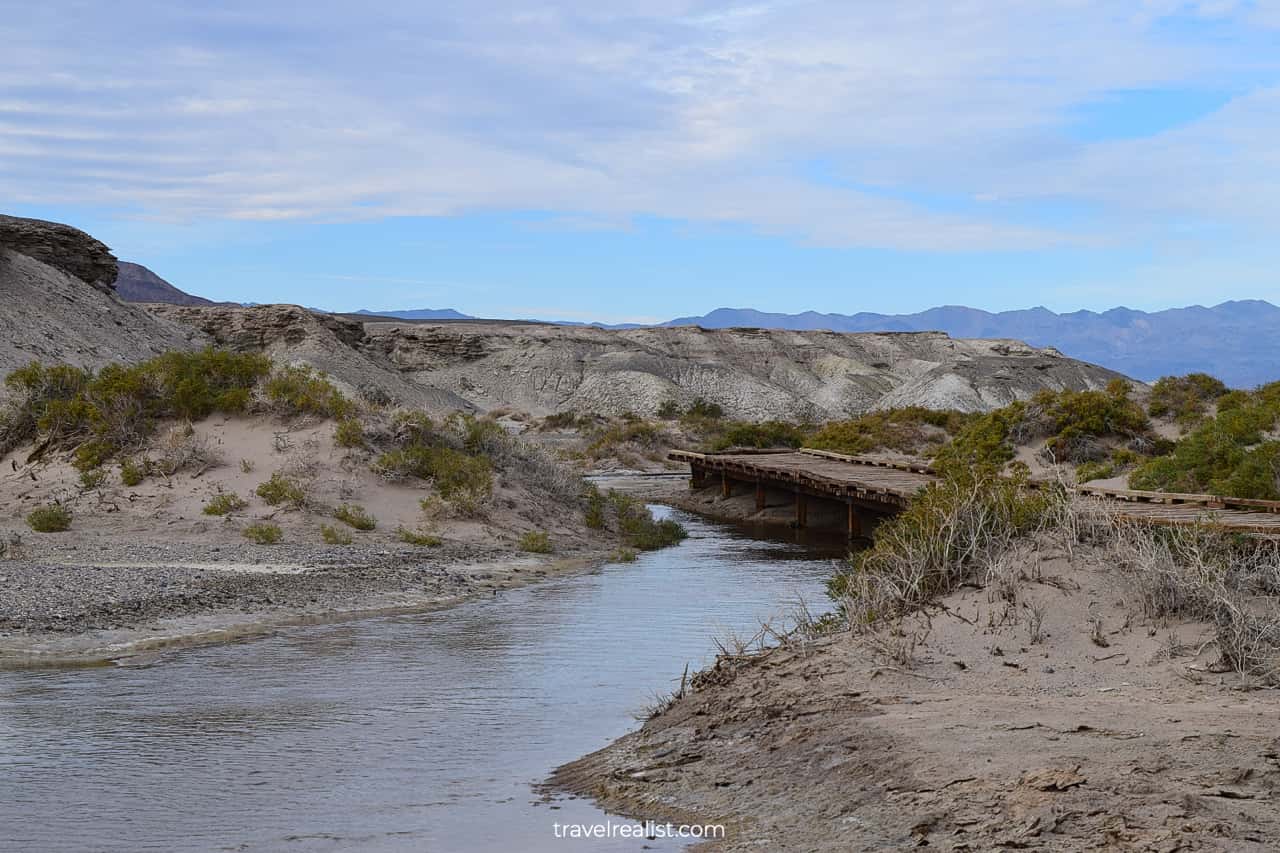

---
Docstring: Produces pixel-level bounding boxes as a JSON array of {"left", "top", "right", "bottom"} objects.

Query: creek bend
[{"left": 0, "top": 506, "right": 842, "bottom": 852}]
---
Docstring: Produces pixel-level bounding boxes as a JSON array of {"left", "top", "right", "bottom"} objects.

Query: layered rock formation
[
  {"left": 148, "top": 305, "right": 1131, "bottom": 421},
  {"left": 0, "top": 217, "right": 204, "bottom": 379},
  {"left": 0, "top": 215, "right": 118, "bottom": 295},
  {"left": 360, "top": 320, "right": 1130, "bottom": 420}
]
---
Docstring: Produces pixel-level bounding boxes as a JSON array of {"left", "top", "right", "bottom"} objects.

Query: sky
[{"left": 5, "top": 1, "right": 1280, "bottom": 322}]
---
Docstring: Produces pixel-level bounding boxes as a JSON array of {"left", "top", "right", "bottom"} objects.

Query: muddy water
[{"left": 0, "top": 508, "right": 842, "bottom": 852}]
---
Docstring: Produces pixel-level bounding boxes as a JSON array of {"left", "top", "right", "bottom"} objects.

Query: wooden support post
[
  {"left": 847, "top": 500, "right": 862, "bottom": 539},
  {"left": 755, "top": 482, "right": 766, "bottom": 511},
  {"left": 796, "top": 491, "right": 808, "bottom": 528},
  {"left": 721, "top": 471, "right": 731, "bottom": 498},
  {"left": 690, "top": 464, "right": 704, "bottom": 490}
]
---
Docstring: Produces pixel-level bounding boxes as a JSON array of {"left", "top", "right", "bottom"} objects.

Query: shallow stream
[{"left": 0, "top": 507, "right": 842, "bottom": 852}]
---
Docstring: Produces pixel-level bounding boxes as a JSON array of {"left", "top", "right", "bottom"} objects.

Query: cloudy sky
[{"left": 5, "top": 1, "right": 1280, "bottom": 320}]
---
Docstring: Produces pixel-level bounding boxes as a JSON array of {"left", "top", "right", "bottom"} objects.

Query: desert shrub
[
  {"left": 608, "top": 492, "right": 688, "bottom": 551},
  {"left": 203, "top": 491, "right": 248, "bottom": 516},
  {"left": 585, "top": 420, "right": 666, "bottom": 458},
  {"left": 931, "top": 403, "right": 1026, "bottom": 475},
  {"left": 655, "top": 400, "right": 681, "bottom": 419},
  {"left": 1127, "top": 380, "right": 1280, "bottom": 498},
  {"left": 614, "top": 547, "right": 638, "bottom": 562},
  {"left": 320, "top": 524, "right": 353, "bottom": 545},
  {"left": 261, "top": 365, "right": 354, "bottom": 419},
  {"left": 72, "top": 440, "right": 114, "bottom": 473},
  {"left": 684, "top": 398, "right": 724, "bottom": 419},
  {"left": 584, "top": 486, "right": 607, "bottom": 529},
  {"left": 255, "top": 472, "right": 307, "bottom": 508},
  {"left": 1102, "top": 520, "right": 1280, "bottom": 683},
  {"left": 387, "top": 409, "right": 436, "bottom": 446},
  {"left": 1148, "top": 373, "right": 1229, "bottom": 423},
  {"left": 519, "top": 530, "right": 553, "bottom": 553},
  {"left": 334, "top": 418, "right": 365, "bottom": 448},
  {"left": 397, "top": 527, "right": 442, "bottom": 547},
  {"left": 152, "top": 423, "right": 222, "bottom": 475},
  {"left": 0, "top": 349, "right": 270, "bottom": 462},
  {"left": 540, "top": 411, "right": 580, "bottom": 430},
  {"left": 809, "top": 407, "right": 971, "bottom": 457},
  {"left": 708, "top": 421, "right": 812, "bottom": 451},
  {"left": 828, "top": 470, "right": 1060, "bottom": 625},
  {"left": 1074, "top": 460, "right": 1114, "bottom": 483},
  {"left": 1031, "top": 386, "right": 1149, "bottom": 463},
  {"left": 119, "top": 457, "right": 148, "bottom": 486},
  {"left": 377, "top": 445, "right": 492, "bottom": 512},
  {"left": 26, "top": 504, "right": 72, "bottom": 533},
  {"left": 453, "top": 413, "right": 507, "bottom": 456},
  {"left": 1130, "top": 401, "right": 1280, "bottom": 498},
  {"left": 242, "top": 522, "right": 282, "bottom": 544},
  {"left": 79, "top": 467, "right": 108, "bottom": 490},
  {"left": 333, "top": 503, "right": 376, "bottom": 531}
]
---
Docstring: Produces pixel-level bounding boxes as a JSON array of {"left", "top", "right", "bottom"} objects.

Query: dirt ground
[{"left": 554, "top": 540, "right": 1280, "bottom": 851}]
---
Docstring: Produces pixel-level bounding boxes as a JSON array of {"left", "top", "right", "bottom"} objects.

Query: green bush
[
  {"left": 454, "top": 413, "right": 506, "bottom": 456},
  {"left": 119, "top": 457, "right": 148, "bottom": 486},
  {"left": 242, "top": 522, "right": 283, "bottom": 544},
  {"left": 333, "top": 503, "right": 376, "bottom": 531},
  {"left": 655, "top": 400, "right": 681, "bottom": 420},
  {"left": 79, "top": 467, "right": 108, "bottom": 490},
  {"left": 377, "top": 446, "right": 493, "bottom": 512},
  {"left": 608, "top": 491, "right": 688, "bottom": 551},
  {"left": 262, "top": 365, "right": 353, "bottom": 419},
  {"left": 334, "top": 418, "right": 365, "bottom": 448},
  {"left": 585, "top": 420, "right": 666, "bottom": 458},
  {"left": 320, "top": 524, "right": 353, "bottom": 545},
  {"left": 0, "top": 349, "right": 270, "bottom": 463},
  {"left": 1129, "top": 380, "right": 1280, "bottom": 498},
  {"left": 931, "top": 403, "right": 1025, "bottom": 475},
  {"left": 684, "top": 398, "right": 724, "bottom": 419},
  {"left": 828, "top": 471, "right": 1059, "bottom": 622},
  {"left": 73, "top": 440, "right": 114, "bottom": 473},
  {"left": 1032, "top": 386, "right": 1149, "bottom": 462},
  {"left": 518, "top": 530, "right": 553, "bottom": 553},
  {"left": 809, "top": 407, "right": 971, "bottom": 458},
  {"left": 1148, "top": 373, "right": 1229, "bottom": 423},
  {"left": 389, "top": 410, "right": 436, "bottom": 445},
  {"left": 26, "top": 504, "right": 72, "bottom": 533},
  {"left": 1074, "top": 460, "right": 1114, "bottom": 483},
  {"left": 540, "top": 411, "right": 580, "bottom": 430},
  {"left": 203, "top": 491, "right": 248, "bottom": 516},
  {"left": 397, "top": 527, "right": 442, "bottom": 547},
  {"left": 584, "top": 487, "right": 607, "bottom": 529},
  {"left": 614, "top": 547, "right": 638, "bottom": 562},
  {"left": 708, "top": 421, "right": 812, "bottom": 451},
  {"left": 255, "top": 472, "right": 307, "bottom": 508}
]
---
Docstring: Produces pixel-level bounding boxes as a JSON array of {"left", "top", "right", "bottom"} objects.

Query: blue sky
[{"left": 5, "top": 2, "right": 1280, "bottom": 321}]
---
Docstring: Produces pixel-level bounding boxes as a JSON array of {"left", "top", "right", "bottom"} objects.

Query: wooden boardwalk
[{"left": 670, "top": 448, "right": 1280, "bottom": 536}]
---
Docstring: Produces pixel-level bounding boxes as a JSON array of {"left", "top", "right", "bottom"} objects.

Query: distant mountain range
[
  {"left": 352, "top": 308, "right": 473, "bottom": 320},
  {"left": 112, "top": 262, "right": 1280, "bottom": 387},
  {"left": 659, "top": 304, "right": 1280, "bottom": 387}
]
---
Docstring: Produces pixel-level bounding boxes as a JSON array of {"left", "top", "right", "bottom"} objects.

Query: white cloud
[{"left": 1, "top": 1, "right": 1278, "bottom": 250}]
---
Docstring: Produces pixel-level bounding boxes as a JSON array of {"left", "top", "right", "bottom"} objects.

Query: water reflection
[{"left": 0, "top": 507, "right": 836, "bottom": 852}]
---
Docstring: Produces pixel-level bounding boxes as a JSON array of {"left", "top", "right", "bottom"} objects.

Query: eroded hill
[{"left": 147, "top": 308, "right": 1131, "bottom": 421}]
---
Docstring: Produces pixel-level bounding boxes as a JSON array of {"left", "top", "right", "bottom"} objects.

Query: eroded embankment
[{"left": 554, "top": 537, "right": 1280, "bottom": 852}]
